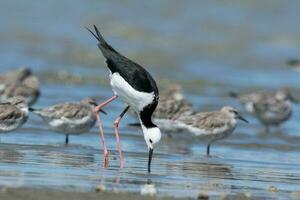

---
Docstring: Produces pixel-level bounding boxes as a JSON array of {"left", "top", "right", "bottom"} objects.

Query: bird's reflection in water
[
  {"left": 140, "top": 178, "right": 157, "bottom": 196},
  {"left": 165, "top": 160, "right": 234, "bottom": 195},
  {"left": 112, "top": 176, "right": 120, "bottom": 192},
  {"left": 0, "top": 146, "right": 24, "bottom": 164},
  {"left": 0, "top": 146, "right": 26, "bottom": 187},
  {"left": 36, "top": 150, "right": 95, "bottom": 168},
  {"left": 160, "top": 135, "right": 195, "bottom": 155}
]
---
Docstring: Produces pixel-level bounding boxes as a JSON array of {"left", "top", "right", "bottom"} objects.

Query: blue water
[{"left": 0, "top": 0, "right": 300, "bottom": 199}]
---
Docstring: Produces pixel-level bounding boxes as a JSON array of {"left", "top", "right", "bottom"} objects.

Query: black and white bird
[
  {"left": 129, "top": 84, "right": 194, "bottom": 132},
  {"left": 87, "top": 25, "right": 161, "bottom": 172}
]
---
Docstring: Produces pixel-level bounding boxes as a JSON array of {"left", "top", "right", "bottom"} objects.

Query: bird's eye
[
  {"left": 149, "top": 139, "right": 153, "bottom": 143},
  {"left": 90, "top": 101, "right": 97, "bottom": 106}
]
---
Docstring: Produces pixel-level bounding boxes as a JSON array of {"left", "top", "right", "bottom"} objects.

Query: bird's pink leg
[
  {"left": 94, "top": 95, "right": 118, "bottom": 113},
  {"left": 113, "top": 106, "right": 130, "bottom": 168},
  {"left": 95, "top": 114, "right": 109, "bottom": 168},
  {"left": 94, "top": 95, "right": 118, "bottom": 167}
]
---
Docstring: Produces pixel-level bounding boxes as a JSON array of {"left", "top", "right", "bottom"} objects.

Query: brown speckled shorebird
[
  {"left": 0, "top": 96, "right": 29, "bottom": 134},
  {"left": 0, "top": 67, "right": 32, "bottom": 92},
  {"left": 175, "top": 106, "right": 248, "bottom": 156},
  {"left": 230, "top": 89, "right": 297, "bottom": 132},
  {"left": 29, "top": 97, "right": 105, "bottom": 144},
  {"left": 1, "top": 74, "right": 40, "bottom": 106}
]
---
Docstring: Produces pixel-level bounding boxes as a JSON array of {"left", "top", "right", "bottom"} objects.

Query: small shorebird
[
  {"left": 252, "top": 92, "right": 297, "bottom": 132},
  {"left": 229, "top": 90, "right": 269, "bottom": 113},
  {"left": 286, "top": 58, "right": 300, "bottom": 71},
  {"left": 1, "top": 75, "right": 40, "bottom": 106},
  {"left": 175, "top": 106, "right": 248, "bottom": 156},
  {"left": 153, "top": 85, "right": 193, "bottom": 120},
  {"left": 87, "top": 25, "right": 161, "bottom": 172},
  {"left": 29, "top": 97, "right": 105, "bottom": 144},
  {"left": 0, "top": 67, "right": 40, "bottom": 106},
  {"left": 230, "top": 89, "right": 297, "bottom": 131},
  {"left": 0, "top": 96, "right": 29, "bottom": 133},
  {"left": 0, "top": 67, "right": 31, "bottom": 91}
]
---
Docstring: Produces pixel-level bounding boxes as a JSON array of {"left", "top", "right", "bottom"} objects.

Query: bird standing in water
[
  {"left": 176, "top": 106, "right": 248, "bottom": 156},
  {"left": 87, "top": 25, "right": 161, "bottom": 173},
  {"left": 29, "top": 97, "right": 105, "bottom": 144},
  {"left": 230, "top": 89, "right": 297, "bottom": 132}
]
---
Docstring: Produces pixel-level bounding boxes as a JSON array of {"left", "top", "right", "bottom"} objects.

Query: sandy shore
[{"left": 0, "top": 187, "right": 183, "bottom": 200}]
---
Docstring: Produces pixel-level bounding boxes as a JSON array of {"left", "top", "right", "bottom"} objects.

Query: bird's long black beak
[
  {"left": 148, "top": 148, "right": 153, "bottom": 173},
  {"left": 237, "top": 115, "right": 248, "bottom": 123}
]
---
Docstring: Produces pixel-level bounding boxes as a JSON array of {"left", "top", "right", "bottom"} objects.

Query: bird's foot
[
  {"left": 103, "top": 149, "right": 109, "bottom": 168},
  {"left": 119, "top": 157, "right": 125, "bottom": 169}
]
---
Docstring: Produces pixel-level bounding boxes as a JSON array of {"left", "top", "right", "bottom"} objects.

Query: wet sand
[
  {"left": 0, "top": 187, "right": 181, "bottom": 200},
  {"left": 0, "top": 187, "right": 267, "bottom": 200}
]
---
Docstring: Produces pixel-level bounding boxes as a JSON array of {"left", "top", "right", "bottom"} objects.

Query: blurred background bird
[
  {"left": 230, "top": 88, "right": 298, "bottom": 132},
  {"left": 0, "top": 67, "right": 40, "bottom": 106}
]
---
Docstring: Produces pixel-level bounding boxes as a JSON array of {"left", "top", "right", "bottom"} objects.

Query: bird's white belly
[
  {"left": 47, "top": 115, "right": 96, "bottom": 135},
  {"left": 177, "top": 122, "right": 236, "bottom": 143},
  {"left": 110, "top": 72, "right": 154, "bottom": 111},
  {"left": 0, "top": 117, "right": 27, "bottom": 133}
]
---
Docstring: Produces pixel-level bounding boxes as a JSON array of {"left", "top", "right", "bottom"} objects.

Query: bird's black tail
[
  {"left": 228, "top": 91, "right": 238, "bottom": 98},
  {"left": 86, "top": 25, "right": 119, "bottom": 59},
  {"left": 86, "top": 25, "right": 107, "bottom": 45}
]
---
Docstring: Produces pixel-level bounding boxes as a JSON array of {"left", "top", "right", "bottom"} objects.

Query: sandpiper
[
  {"left": 29, "top": 97, "right": 105, "bottom": 144},
  {"left": 230, "top": 89, "right": 297, "bottom": 131},
  {"left": 153, "top": 84, "right": 193, "bottom": 120},
  {"left": 87, "top": 25, "right": 161, "bottom": 172},
  {"left": 0, "top": 67, "right": 32, "bottom": 92},
  {"left": 129, "top": 84, "right": 193, "bottom": 132},
  {"left": 0, "top": 96, "right": 29, "bottom": 133},
  {"left": 286, "top": 58, "right": 300, "bottom": 71},
  {"left": 252, "top": 91, "right": 297, "bottom": 132},
  {"left": 229, "top": 90, "right": 269, "bottom": 113},
  {"left": 1, "top": 75, "right": 40, "bottom": 106},
  {"left": 175, "top": 106, "right": 248, "bottom": 156}
]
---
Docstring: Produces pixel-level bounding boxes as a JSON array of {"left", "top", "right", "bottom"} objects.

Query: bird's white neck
[{"left": 141, "top": 124, "right": 161, "bottom": 149}]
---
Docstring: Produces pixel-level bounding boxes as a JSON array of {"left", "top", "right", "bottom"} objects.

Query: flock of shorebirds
[{"left": 0, "top": 25, "right": 298, "bottom": 173}]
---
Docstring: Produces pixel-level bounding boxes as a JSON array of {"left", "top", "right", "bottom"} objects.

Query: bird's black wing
[
  {"left": 87, "top": 25, "right": 158, "bottom": 95},
  {"left": 106, "top": 59, "right": 158, "bottom": 95}
]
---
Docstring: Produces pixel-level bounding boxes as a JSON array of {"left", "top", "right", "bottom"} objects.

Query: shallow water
[{"left": 1, "top": 0, "right": 300, "bottom": 199}]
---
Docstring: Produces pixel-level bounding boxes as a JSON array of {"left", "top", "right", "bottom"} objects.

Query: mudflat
[{"left": 0, "top": 187, "right": 182, "bottom": 200}]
